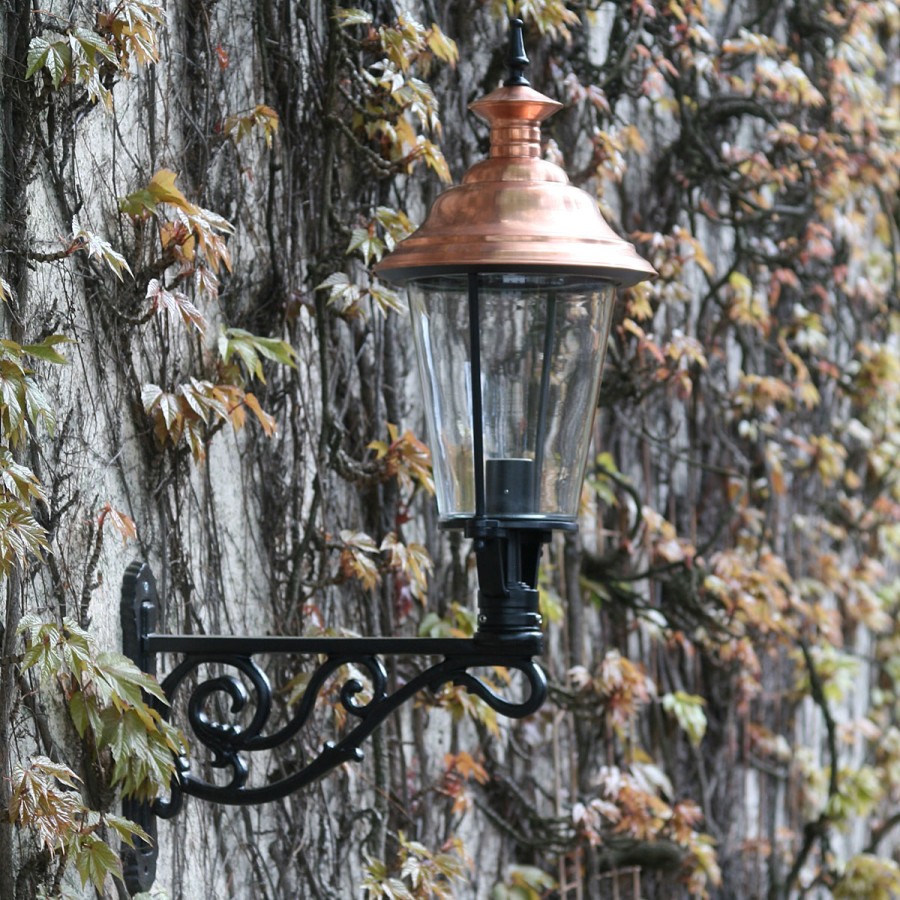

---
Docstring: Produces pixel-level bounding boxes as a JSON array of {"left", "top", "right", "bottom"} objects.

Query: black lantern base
[
  {"left": 464, "top": 516, "right": 552, "bottom": 638},
  {"left": 119, "top": 560, "right": 547, "bottom": 895}
]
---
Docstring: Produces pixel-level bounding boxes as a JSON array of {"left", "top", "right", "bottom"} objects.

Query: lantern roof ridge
[{"left": 470, "top": 83, "right": 563, "bottom": 127}]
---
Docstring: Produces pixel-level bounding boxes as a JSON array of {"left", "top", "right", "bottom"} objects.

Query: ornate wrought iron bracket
[{"left": 120, "top": 560, "right": 547, "bottom": 894}]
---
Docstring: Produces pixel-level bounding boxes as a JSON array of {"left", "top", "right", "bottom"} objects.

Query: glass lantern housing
[
  {"left": 376, "top": 38, "right": 655, "bottom": 539},
  {"left": 408, "top": 272, "right": 615, "bottom": 526}
]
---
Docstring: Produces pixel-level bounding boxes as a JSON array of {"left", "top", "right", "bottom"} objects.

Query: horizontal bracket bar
[{"left": 143, "top": 632, "right": 542, "bottom": 657}]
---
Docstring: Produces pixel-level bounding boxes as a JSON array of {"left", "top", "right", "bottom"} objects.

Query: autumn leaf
[
  {"left": 148, "top": 169, "right": 192, "bottom": 211},
  {"left": 424, "top": 24, "right": 458, "bottom": 67},
  {"left": 381, "top": 532, "right": 432, "bottom": 602},
  {"left": 146, "top": 278, "right": 207, "bottom": 333},
  {"left": 368, "top": 423, "right": 433, "bottom": 494},
  {"left": 223, "top": 104, "right": 280, "bottom": 148},
  {"left": 338, "top": 530, "right": 381, "bottom": 590},
  {"left": 119, "top": 169, "right": 191, "bottom": 217},
  {"left": 98, "top": 503, "right": 137, "bottom": 544},
  {"left": 444, "top": 750, "right": 488, "bottom": 785}
]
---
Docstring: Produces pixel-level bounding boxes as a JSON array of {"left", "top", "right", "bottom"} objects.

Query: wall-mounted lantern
[{"left": 120, "top": 19, "right": 655, "bottom": 895}]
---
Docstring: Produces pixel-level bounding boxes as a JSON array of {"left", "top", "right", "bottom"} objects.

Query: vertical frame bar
[
  {"left": 468, "top": 272, "right": 486, "bottom": 518},
  {"left": 532, "top": 293, "right": 556, "bottom": 511}
]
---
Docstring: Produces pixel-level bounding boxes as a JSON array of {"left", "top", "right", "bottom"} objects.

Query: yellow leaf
[
  {"left": 728, "top": 271, "right": 752, "bottom": 297},
  {"left": 625, "top": 286, "right": 654, "bottom": 321},
  {"left": 148, "top": 170, "right": 193, "bottom": 213},
  {"left": 243, "top": 392, "right": 276, "bottom": 437},
  {"left": 425, "top": 24, "right": 459, "bottom": 67}
]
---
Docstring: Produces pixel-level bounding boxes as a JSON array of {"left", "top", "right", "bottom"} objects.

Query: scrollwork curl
[
  {"left": 451, "top": 659, "right": 547, "bottom": 719},
  {"left": 338, "top": 655, "right": 388, "bottom": 716},
  {"left": 163, "top": 655, "right": 273, "bottom": 751}
]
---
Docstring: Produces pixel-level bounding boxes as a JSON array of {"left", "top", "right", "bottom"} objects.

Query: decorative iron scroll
[{"left": 120, "top": 561, "right": 546, "bottom": 894}]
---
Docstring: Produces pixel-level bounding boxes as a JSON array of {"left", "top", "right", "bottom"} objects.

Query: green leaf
[
  {"left": 0, "top": 452, "right": 46, "bottom": 503},
  {"left": 0, "top": 371, "right": 26, "bottom": 439},
  {"left": 335, "top": 7, "right": 373, "bottom": 25},
  {"left": 71, "top": 28, "right": 116, "bottom": 65},
  {"left": 347, "top": 227, "right": 385, "bottom": 265},
  {"left": 219, "top": 328, "right": 297, "bottom": 382},
  {"left": 24, "top": 376, "right": 56, "bottom": 435},
  {"left": 219, "top": 331, "right": 263, "bottom": 380},
  {"left": 74, "top": 832, "right": 123, "bottom": 891},
  {"left": 493, "top": 865, "right": 557, "bottom": 900},
  {"left": 95, "top": 651, "right": 168, "bottom": 705},
  {"left": 22, "top": 334, "right": 73, "bottom": 365},
  {"left": 24, "top": 35, "right": 73, "bottom": 89},
  {"left": 118, "top": 189, "right": 158, "bottom": 218},
  {"left": 17, "top": 613, "right": 44, "bottom": 636},
  {"left": 45, "top": 44, "right": 69, "bottom": 89},
  {"left": 315, "top": 271, "right": 352, "bottom": 291},
  {"left": 68, "top": 689, "right": 92, "bottom": 738},
  {"left": 25, "top": 37, "right": 52, "bottom": 80},
  {"left": 104, "top": 814, "right": 151, "bottom": 848},
  {"left": 21, "top": 632, "right": 61, "bottom": 683},
  {"left": 661, "top": 691, "right": 708, "bottom": 747},
  {"left": 315, "top": 272, "right": 364, "bottom": 314},
  {"left": 235, "top": 331, "right": 296, "bottom": 367}
]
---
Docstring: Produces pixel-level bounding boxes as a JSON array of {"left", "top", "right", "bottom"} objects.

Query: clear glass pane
[{"left": 407, "top": 273, "right": 615, "bottom": 523}]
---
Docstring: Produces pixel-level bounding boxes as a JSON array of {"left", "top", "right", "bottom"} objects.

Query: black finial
[{"left": 504, "top": 18, "right": 530, "bottom": 87}]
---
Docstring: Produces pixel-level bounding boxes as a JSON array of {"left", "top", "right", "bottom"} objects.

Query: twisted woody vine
[{"left": 0, "top": 0, "right": 897, "bottom": 897}]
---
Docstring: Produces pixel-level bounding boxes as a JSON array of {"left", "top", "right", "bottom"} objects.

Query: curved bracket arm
[{"left": 119, "top": 561, "right": 546, "bottom": 895}]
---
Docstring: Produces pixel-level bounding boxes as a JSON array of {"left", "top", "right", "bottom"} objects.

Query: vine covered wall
[{"left": 0, "top": 0, "right": 899, "bottom": 898}]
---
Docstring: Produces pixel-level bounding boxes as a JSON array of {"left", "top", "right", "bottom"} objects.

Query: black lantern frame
[{"left": 118, "top": 20, "right": 654, "bottom": 896}]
